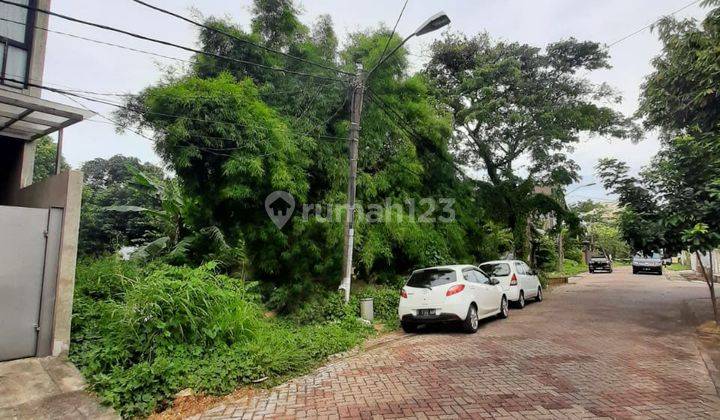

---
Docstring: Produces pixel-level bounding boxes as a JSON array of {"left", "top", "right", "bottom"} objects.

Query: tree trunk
[
  {"left": 696, "top": 251, "right": 719, "bottom": 326},
  {"left": 557, "top": 225, "right": 564, "bottom": 273}
]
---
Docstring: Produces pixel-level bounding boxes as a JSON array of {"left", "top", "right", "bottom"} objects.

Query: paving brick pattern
[{"left": 198, "top": 267, "right": 720, "bottom": 419}]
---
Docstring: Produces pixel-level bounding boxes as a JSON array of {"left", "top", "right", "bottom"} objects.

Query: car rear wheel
[
  {"left": 498, "top": 296, "right": 509, "bottom": 319},
  {"left": 462, "top": 305, "right": 479, "bottom": 333},
  {"left": 401, "top": 321, "right": 417, "bottom": 333},
  {"left": 535, "top": 286, "right": 543, "bottom": 302},
  {"left": 516, "top": 291, "right": 525, "bottom": 309}
]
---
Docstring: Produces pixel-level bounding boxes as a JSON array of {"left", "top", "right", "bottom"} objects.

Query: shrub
[
  {"left": 350, "top": 285, "right": 401, "bottom": 324},
  {"left": 71, "top": 258, "right": 371, "bottom": 418}
]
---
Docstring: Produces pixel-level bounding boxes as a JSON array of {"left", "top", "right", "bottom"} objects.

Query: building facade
[{"left": 0, "top": 0, "right": 93, "bottom": 361}]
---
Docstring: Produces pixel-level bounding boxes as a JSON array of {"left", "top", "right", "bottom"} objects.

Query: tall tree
[
  {"left": 33, "top": 136, "right": 69, "bottom": 182},
  {"left": 637, "top": 2, "right": 720, "bottom": 323},
  {"left": 426, "top": 33, "right": 640, "bottom": 256}
]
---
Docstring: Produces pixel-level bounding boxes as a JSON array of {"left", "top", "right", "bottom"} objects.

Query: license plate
[{"left": 417, "top": 309, "right": 436, "bottom": 316}]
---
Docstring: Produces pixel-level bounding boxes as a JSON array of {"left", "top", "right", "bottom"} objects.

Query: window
[
  {"left": 514, "top": 262, "right": 526, "bottom": 275},
  {"left": 406, "top": 268, "right": 456, "bottom": 288},
  {"left": 0, "top": 0, "right": 35, "bottom": 88},
  {"left": 474, "top": 269, "right": 490, "bottom": 284},
  {"left": 463, "top": 269, "right": 482, "bottom": 284},
  {"left": 521, "top": 262, "right": 533, "bottom": 274},
  {"left": 479, "top": 263, "right": 510, "bottom": 276}
]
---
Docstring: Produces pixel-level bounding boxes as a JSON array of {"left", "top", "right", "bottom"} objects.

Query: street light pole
[
  {"left": 338, "top": 12, "right": 451, "bottom": 302},
  {"left": 339, "top": 64, "right": 365, "bottom": 303}
]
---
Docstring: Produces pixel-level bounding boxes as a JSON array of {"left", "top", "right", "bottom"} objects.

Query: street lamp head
[{"left": 413, "top": 11, "right": 450, "bottom": 37}]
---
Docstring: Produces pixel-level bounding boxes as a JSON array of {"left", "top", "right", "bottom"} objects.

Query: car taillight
[
  {"left": 446, "top": 284, "right": 465, "bottom": 296},
  {"left": 510, "top": 274, "right": 518, "bottom": 286},
  {"left": 401, "top": 289, "right": 407, "bottom": 299}
]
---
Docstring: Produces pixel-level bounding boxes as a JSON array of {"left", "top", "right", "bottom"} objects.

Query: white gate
[{"left": 0, "top": 205, "right": 62, "bottom": 361}]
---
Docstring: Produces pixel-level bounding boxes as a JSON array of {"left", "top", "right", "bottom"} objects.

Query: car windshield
[
  {"left": 406, "top": 269, "right": 456, "bottom": 288},
  {"left": 591, "top": 255, "right": 606, "bottom": 259},
  {"left": 479, "top": 263, "right": 511, "bottom": 276},
  {"left": 635, "top": 252, "right": 661, "bottom": 259}
]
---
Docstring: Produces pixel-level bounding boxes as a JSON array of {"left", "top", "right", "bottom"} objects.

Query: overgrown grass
[
  {"left": 71, "top": 257, "right": 373, "bottom": 418},
  {"left": 545, "top": 259, "right": 587, "bottom": 278},
  {"left": 667, "top": 262, "right": 691, "bottom": 271}
]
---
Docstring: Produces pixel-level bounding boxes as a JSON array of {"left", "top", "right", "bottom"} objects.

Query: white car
[
  {"left": 398, "top": 265, "right": 508, "bottom": 334},
  {"left": 478, "top": 260, "right": 543, "bottom": 309}
]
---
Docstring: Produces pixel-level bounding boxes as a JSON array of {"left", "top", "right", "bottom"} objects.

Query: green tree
[
  {"left": 634, "top": 2, "right": 720, "bottom": 323},
  {"left": 33, "top": 136, "right": 69, "bottom": 182},
  {"left": 595, "top": 158, "right": 666, "bottom": 254},
  {"left": 78, "top": 155, "right": 163, "bottom": 255},
  {"left": 117, "top": 2, "right": 502, "bottom": 299},
  {"left": 426, "top": 33, "right": 640, "bottom": 257}
]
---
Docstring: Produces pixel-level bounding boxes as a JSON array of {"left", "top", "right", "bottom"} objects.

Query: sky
[{"left": 40, "top": 0, "right": 710, "bottom": 203}]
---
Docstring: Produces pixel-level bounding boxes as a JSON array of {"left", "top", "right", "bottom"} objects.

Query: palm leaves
[{"left": 104, "top": 165, "right": 246, "bottom": 272}]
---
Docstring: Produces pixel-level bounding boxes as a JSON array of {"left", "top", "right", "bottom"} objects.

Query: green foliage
[
  {"left": 115, "top": 7, "right": 503, "bottom": 292},
  {"left": 78, "top": 155, "right": 165, "bottom": 256},
  {"left": 545, "top": 259, "right": 586, "bottom": 278},
  {"left": 33, "top": 136, "right": 69, "bottom": 183},
  {"left": 71, "top": 258, "right": 371, "bottom": 418},
  {"left": 426, "top": 32, "right": 639, "bottom": 255},
  {"left": 602, "top": 4, "right": 720, "bottom": 257},
  {"left": 350, "top": 285, "right": 400, "bottom": 325},
  {"left": 668, "top": 262, "right": 691, "bottom": 271}
]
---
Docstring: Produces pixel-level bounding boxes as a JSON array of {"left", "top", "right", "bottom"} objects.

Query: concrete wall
[
  {"left": 7, "top": 170, "right": 83, "bottom": 356},
  {"left": 691, "top": 249, "right": 720, "bottom": 281}
]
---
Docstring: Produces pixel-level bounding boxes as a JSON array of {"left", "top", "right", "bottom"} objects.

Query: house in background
[{"left": 0, "top": 0, "right": 93, "bottom": 361}]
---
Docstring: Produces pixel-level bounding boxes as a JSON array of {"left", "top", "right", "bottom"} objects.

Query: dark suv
[{"left": 589, "top": 254, "right": 613, "bottom": 273}]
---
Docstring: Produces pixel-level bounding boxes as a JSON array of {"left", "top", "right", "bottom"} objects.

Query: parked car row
[{"left": 397, "top": 260, "right": 542, "bottom": 334}]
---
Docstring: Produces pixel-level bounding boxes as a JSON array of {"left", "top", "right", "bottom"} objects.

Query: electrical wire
[
  {"left": 9, "top": 78, "right": 348, "bottom": 158},
  {"left": 11, "top": 77, "right": 347, "bottom": 139},
  {"left": 376, "top": 0, "right": 409, "bottom": 68},
  {"left": 0, "top": 0, "right": 346, "bottom": 83},
  {"left": 606, "top": 0, "right": 703, "bottom": 48},
  {"left": 130, "top": 0, "right": 354, "bottom": 77}
]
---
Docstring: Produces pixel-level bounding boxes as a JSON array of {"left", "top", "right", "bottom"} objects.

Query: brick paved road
[{"left": 199, "top": 267, "right": 720, "bottom": 419}]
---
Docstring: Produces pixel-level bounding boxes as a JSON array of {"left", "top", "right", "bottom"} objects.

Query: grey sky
[{"left": 42, "top": 0, "right": 709, "bottom": 202}]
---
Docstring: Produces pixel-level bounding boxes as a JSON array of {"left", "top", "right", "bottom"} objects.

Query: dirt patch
[
  {"left": 697, "top": 320, "right": 720, "bottom": 337},
  {"left": 149, "top": 388, "right": 259, "bottom": 420}
]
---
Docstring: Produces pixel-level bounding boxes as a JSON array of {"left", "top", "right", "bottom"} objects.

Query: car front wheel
[
  {"left": 535, "top": 286, "right": 543, "bottom": 302},
  {"left": 462, "top": 305, "right": 479, "bottom": 333}
]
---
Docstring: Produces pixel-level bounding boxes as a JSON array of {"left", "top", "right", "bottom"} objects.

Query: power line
[
  {"left": 0, "top": 0, "right": 346, "bottom": 83},
  {"left": 606, "top": 0, "right": 702, "bottom": 48},
  {"left": 130, "top": 0, "right": 354, "bottom": 77},
  {"left": 0, "top": 15, "right": 192, "bottom": 66},
  {"left": 376, "top": 0, "right": 410, "bottom": 68},
  {"left": 10, "top": 78, "right": 348, "bottom": 155},
  {"left": 10, "top": 77, "right": 345, "bottom": 143}
]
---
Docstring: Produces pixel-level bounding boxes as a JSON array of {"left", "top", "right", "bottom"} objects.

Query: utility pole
[
  {"left": 339, "top": 64, "right": 364, "bottom": 303},
  {"left": 337, "top": 12, "right": 450, "bottom": 303}
]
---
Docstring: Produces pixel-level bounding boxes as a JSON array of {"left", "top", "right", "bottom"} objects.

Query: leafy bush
[
  {"left": 350, "top": 285, "right": 401, "bottom": 324},
  {"left": 71, "top": 258, "right": 371, "bottom": 418}
]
